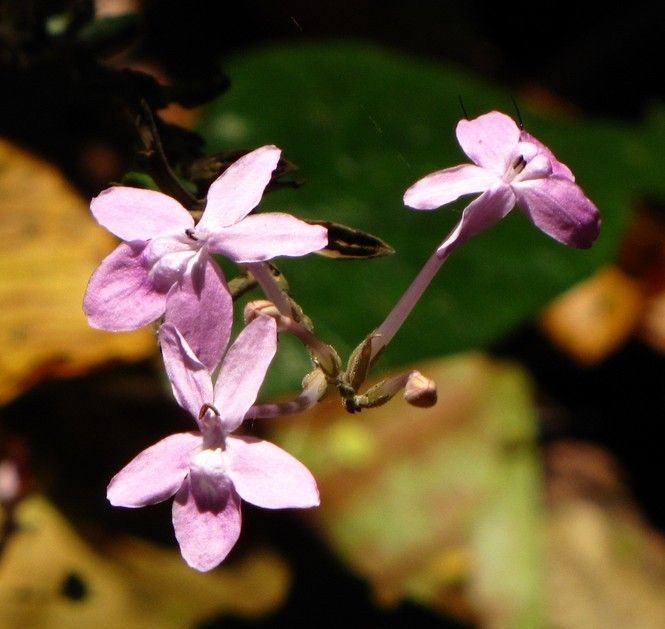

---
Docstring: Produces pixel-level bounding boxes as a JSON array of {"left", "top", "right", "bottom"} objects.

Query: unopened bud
[
  {"left": 302, "top": 369, "right": 329, "bottom": 400},
  {"left": 404, "top": 371, "right": 437, "bottom": 408}
]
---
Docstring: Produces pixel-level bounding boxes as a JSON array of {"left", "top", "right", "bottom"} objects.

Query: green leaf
[{"left": 199, "top": 42, "right": 663, "bottom": 393}]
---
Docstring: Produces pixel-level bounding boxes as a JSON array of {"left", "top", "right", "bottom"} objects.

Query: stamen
[
  {"left": 512, "top": 155, "right": 526, "bottom": 173},
  {"left": 185, "top": 228, "right": 199, "bottom": 241},
  {"left": 199, "top": 403, "right": 220, "bottom": 419}
]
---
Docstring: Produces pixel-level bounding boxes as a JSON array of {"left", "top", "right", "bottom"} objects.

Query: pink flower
[
  {"left": 107, "top": 316, "right": 319, "bottom": 571},
  {"left": 83, "top": 146, "right": 328, "bottom": 371},
  {"left": 404, "top": 111, "right": 601, "bottom": 256}
]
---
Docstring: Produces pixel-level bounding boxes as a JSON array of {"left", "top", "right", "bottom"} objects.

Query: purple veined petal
[
  {"left": 205, "top": 213, "right": 328, "bottom": 263},
  {"left": 456, "top": 111, "right": 521, "bottom": 175},
  {"left": 513, "top": 177, "right": 601, "bottom": 248},
  {"left": 197, "top": 145, "right": 281, "bottom": 232},
  {"left": 172, "top": 476, "right": 242, "bottom": 571},
  {"left": 214, "top": 316, "right": 277, "bottom": 433},
  {"left": 520, "top": 130, "right": 575, "bottom": 182},
  {"left": 165, "top": 254, "right": 232, "bottom": 373},
  {"left": 91, "top": 187, "right": 194, "bottom": 241},
  {"left": 436, "top": 184, "right": 516, "bottom": 258},
  {"left": 226, "top": 436, "right": 320, "bottom": 509},
  {"left": 403, "top": 163, "right": 499, "bottom": 210},
  {"left": 159, "top": 323, "right": 214, "bottom": 421},
  {"left": 83, "top": 242, "right": 167, "bottom": 331},
  {"left": 107, "top": 432, "right": 201, "bottom": 507}
]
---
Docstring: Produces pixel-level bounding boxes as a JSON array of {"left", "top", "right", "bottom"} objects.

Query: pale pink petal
[
  {"left": 107, "top": 432, "right": 200, "bottom": 507},
  {"left": 437, "top": 184, "right": 515, "bottom": 257},
  {"left": 214, "top": 316, "right": 277, "bottom": 432},
  {"left": 83, "top": 242, "right": 166, "bottom": 330},
  {"left": 159, "top": 324, "right": 214, "bottom": 421},
  {"left": 91, "top": 187, "right": 193, "bottom": 241},
  {"left": 456, "top": 111, "right": 520, "bottom": 174},
  {"left": 520, "top": 130, "right": 575, "bottom": 181},
  {"left": 197, "top": 145, "right": 281, "bottom": 232},
  {"left": 403, "top": 164, "right": 499, "bottom": 210},
  {"left": 226, "top": 436, "right": 320, "bottom": 509},
  {"left": 165, "top": 255, "right": 232, "bottom": 373},
  {"left": 513, "top": 177, "right": 601, "bottom": 248},
  {"left": 172, "top": 476, "right": 242, "bottom": 571},
  {"left": 205, "top": 213, "right": 328, "bottom": 263}
]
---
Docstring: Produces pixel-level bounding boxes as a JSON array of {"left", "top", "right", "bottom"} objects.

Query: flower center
[
  {"left": 502, "top": 141, "right": 552, "bottom": 184},
  {"left": 189, "top": 447, "right": 232, "bottom": 512},
  {"left": 143, "top": 230, "right": 202, "bottom": 291},
  {"left": 199, "top": 404, "right": 225, "bottom": 448}
]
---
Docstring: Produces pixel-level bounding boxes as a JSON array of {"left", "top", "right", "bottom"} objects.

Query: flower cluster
[
  {"left": 85, "top": 112, "right": 600, "bottom": 571},
  {"left": 86, "top": 146, "right": 326, "bottom": 569}
]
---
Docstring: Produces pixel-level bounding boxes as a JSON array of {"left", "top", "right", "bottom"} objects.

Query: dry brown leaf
[
  {"left": 539, "top": 265, "right": 644, "bottom": 365},
  {"left": 0, "top": 139, "right": 154, "bottom": 404},
  {"left": 0, "top": 495, "right": 290, "bottom": 628}
]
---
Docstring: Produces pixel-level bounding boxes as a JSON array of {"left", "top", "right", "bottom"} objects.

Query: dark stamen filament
[
  {"left": 512, "top": 155, "right": 526, "bottom": 173},
  {"left": 199, "top": 403, "right": 220, "bottom": 419}
]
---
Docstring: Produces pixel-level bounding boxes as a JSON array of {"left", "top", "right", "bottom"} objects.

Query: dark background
[{"left": 2, "top": 2, "right": 664, "bottom": 627}]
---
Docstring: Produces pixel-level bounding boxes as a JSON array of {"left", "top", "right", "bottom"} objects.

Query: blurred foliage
[
  {"left": 269, "top": 354, "right": 543, "bottom": 627},
  {"left": 0, "top": 139, "right": 154, "bottom": 405},
  {"left": 0, "top": 495, "right": 290, "bottom": 628},
  {"left": 268, "top": 354, "right": 665, "bottom": 627},
  {"left": 198, "top": 42, "right": 665, "bottom": 394},
  {"left": 539, "top": 265, "right": 644, "bottom": 364}
]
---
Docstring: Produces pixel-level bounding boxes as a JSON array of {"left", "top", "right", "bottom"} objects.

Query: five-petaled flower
[
  {"left": 84, "top": 145, "right": 328, "bottom": 371},
  {"left": 403, "top": 111, "right": 601, "bottom": 257},
  {"left": 107, "top": 316, "right": 319, "bottom": 572}
]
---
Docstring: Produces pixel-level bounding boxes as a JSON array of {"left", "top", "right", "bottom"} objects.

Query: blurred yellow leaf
[
  {"left": 0, "top": 495, "right": 290, "bottom": 628},
  {"left": 640, "top": 289, "right": 665, "bottom": 351},
  {"left": 0, "top": 139, "right": 154, "bottom": 404},
  {"left": 539, "top": 266, "right": 643, "bottom": 365}
]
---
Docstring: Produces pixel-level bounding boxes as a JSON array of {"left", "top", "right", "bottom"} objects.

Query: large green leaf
[{"left": 199, "top": 42, "right": 664, "bottom": 393}]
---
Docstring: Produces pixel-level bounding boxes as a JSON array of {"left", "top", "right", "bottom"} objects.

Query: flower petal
[
  {"left": 107, "top": 432, "right": 200, "bottom": 507},
  {"left": 437, "top": 184, "right": 515, "bottom": 258},
  {"left": 172, "top": 476, "right": 242, "bottom": 571},
  {"left": 514, "top": 177, "right": 601, "bottom": 248},
  {"left": 197, "top": 145, "right": 281, "bottom": 232},
  {"left": 226, "top": 436, "right": 320, "bottom": 509},
  {"left": 205, "top": 213, "right": 328, "bottom": 263},
  {"left": 165, "top": 255, "right": 232, "bottom": 373},
  {"left": 159, "top": 323, "right": 214, "bottom": 421},
  {"left": 83, "top": 242, "right": 167, "bottom": 330},
  {"left": 456, "top": 111, "right": 520, "bottom": 174},
  {"left": 520, "top": 130, "right": 575, "bottom": 181},
  {"left": 91, "top": 187, "right": 193, "bottom": 241},
  {"left": 403, "top": 163, "right": 499, "bottom": 210},
  {"left": 214, "top": 316, "right": 277, "bottom": 432}
]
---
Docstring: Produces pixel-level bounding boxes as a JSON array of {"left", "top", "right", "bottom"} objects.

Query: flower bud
[{"left": 404, "top": 371, "right": 437, "bottom": 408}]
